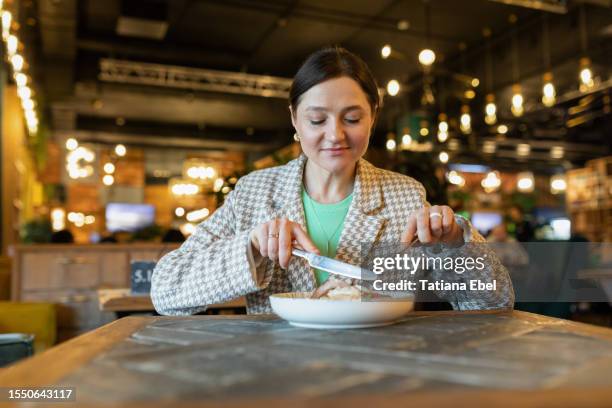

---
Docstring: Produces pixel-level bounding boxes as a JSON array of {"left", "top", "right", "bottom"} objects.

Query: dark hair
[{"left": 289, "top": 46, "right": 380, "bottom": 123}]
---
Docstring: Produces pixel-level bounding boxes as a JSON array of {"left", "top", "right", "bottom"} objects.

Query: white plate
[{"left": 269, "top": 292, "right": 414, "bottom": 329}]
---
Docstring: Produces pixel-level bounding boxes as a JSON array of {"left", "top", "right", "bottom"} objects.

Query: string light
[
  {"left": 2, "top": 16, "right": 40, "bottom": 136},
  {"left": 186, "top": 166, "right": 216, "bottom": 180},
  {"left": 17, "top": 86, "right": 31, "bottom": 100},
  {"left": 14, "top": 72, "right": 27, "bottom": 87},
  {"left": 1, "top": 11, "right": 11, "bottom": 40},
  {"left": 10, "top": 54, "right": 24, "bottom": 72},
  {"left": 66, "top": 146, "right": 95, "bottom": 179},
  {"left": 6, "top": 34, "right": 17, "bottom": 55},
  {"left": 438, "top": 151, "right": 449, "bottom": 163},
  {"left": 497, "top": 124, "right": 508, "bottom": 135}
]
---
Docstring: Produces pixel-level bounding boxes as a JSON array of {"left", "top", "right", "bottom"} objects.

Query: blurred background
[{"left": 0, "top": 0, "right": 610, "bottom": 355}]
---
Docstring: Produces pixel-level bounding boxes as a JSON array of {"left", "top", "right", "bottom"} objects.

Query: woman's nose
[{"left": 326, "top": 121, "right": 346, "bottom": 143}]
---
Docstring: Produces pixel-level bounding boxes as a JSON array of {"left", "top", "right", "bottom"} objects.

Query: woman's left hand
[{"left": 400, "top": 205, "right": 464, "bottom": 246}]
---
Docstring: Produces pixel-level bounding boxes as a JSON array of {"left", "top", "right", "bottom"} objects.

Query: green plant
[{"left": 21, "top": 218, "right": 52, "bottom": 244}]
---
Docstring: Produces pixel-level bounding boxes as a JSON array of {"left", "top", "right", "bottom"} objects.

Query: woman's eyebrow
[
  {"left": 304, "top": 105, "right": 364, "bottom": 113},
  {"left": 342, "top": 105, "right": 364, "bottom": 113},
  {"left": 304, "top": 106, "right": 327, "bottom": 112}
]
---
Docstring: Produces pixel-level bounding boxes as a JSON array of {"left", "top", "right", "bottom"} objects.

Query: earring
[{"left": 293, "top": 133, "right": 300, "bottom": 142}]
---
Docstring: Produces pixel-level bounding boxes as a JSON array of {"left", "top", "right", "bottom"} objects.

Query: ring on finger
[
  {"left": 429, "top": 212, "right": 442, "bottom": 219},
  {"left": 268, "top": 233, "right": 279, "bottom": 238}
]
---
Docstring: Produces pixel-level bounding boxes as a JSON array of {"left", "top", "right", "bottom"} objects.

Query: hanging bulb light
[
  {"left": 550, "top": 174, "right": 567, "bottom": 194},
  {"left": 418, "top": 49, "right": 435, "bottom": 66},
  {"left": 579, "top": 57, "right": 594, "bottom": 91},
  {"left": 438, "top": 151, "right": 449, "bottom": 163},
  {"left": 386, "top": 133, "right": 397, "bottom": 151},
  {"left": 419, "top": 1, "right": 435, "bottom": 68},
  {"left": 381, "top": 44, "right": 392, "bottom": 59},
  {"left": 517, "top": 172, "right": 535, "bottom": 193},
  {"left": 401, "top": 129, "right": 412, "bottom": 150},
  {"left": 511, "top": 84, "right": 524, "bottom": 117},
  {"left": 115, "top": 144, "right": 127, "bottom": 157},
  {"left": 541, "top": 16, "right": 555, "bottom": 108},
  {"left": 578, "top": 6, "right": 594, "bottom": 93},
  {"left": 419, "top": 120, "right": 429, "bottom": 137},
  {"left": 386, "top": 79, "right": 400, "bottom": 96},
  {"left": 484, "top": 94, "right": 497, "bottom": 125},
  {"left": 542, "top": 72, "right": 556, "bottom": 107},
  {"left": 460, "top": 105, "right": 471, "bottom": 134},
  {"left": 437, "top": 113, "right": 448, "bottom": 143}
]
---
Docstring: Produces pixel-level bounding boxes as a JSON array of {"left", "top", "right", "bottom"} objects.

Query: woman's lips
[{"left": 322, "top": 147, "right": 349, "bottom": 156}]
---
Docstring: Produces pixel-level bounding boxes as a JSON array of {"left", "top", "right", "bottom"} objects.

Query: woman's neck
[{"left": 303, "top": 158, "right": 356, "bottom": 204}]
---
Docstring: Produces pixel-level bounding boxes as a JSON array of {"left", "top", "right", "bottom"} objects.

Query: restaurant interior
[{"left": 0, "top": 0, "right": 611, "bottom": 403}]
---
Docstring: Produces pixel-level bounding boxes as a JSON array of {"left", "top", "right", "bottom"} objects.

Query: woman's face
[{"left": 291, "top": 76, "right": 375, "bottom": 174}]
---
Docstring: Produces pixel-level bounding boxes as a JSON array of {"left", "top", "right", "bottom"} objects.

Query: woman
[{"left": 151, "top": 46, "right": 514, "bottom": 315}]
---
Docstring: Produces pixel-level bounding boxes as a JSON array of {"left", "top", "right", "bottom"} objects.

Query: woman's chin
[{"left": 315, "top": 154, "right": 357, "bottom": 172}]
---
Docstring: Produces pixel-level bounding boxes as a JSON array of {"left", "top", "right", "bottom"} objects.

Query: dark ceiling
[{"left": 21, "top": 0, "right": 612, "bottom": 169}]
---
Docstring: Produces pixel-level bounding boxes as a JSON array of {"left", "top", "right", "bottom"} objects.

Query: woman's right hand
[{"left": 249, "top": 217, "right": 319, "bottom": 269}]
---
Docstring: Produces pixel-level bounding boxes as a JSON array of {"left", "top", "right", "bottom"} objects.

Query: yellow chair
[{"left": 0, "top": 302, "right": 57, "bottom": 353}]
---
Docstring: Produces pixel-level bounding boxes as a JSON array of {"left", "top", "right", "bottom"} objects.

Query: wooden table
[
  {"left": 97, "top": 289, "right": 246, "bottom": 315},
  {"left": 1, "top": 310, "right": 612, "bottom": 407}
]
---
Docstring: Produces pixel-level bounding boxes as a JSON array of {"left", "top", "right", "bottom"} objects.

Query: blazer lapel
[
  {"left": 335, "top": 158, "right": 386, "bottom": 269},
  {"left": 273, "top": 154, "right": 317, "bottom": 292}
]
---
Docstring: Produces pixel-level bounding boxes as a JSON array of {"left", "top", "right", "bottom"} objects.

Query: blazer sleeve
[
  {"left": 416, "top": 185, "right": 515, "bottom": 311},
  {"left": 151, "top": 179, "right": 271, "bottom": 316}
]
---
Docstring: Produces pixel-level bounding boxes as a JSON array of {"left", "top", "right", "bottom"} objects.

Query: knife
[{"left": 291, "top": 248, "right": 377, "bottom": 281}]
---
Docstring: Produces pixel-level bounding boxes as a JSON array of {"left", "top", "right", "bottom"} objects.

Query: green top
[{"left": 301, "top": 187, "right": 353, "bottom": 286}]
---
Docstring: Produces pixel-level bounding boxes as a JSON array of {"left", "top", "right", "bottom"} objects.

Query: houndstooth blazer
[{"left": 151, "top": 154, "right": 515, "bottom": 315}]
